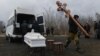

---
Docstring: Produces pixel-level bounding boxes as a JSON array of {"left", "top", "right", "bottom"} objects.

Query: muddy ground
[{"left": 0, "top": 35, "right": 100, "bottom": 56}]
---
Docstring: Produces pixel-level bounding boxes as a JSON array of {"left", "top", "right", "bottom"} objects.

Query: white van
[{"left": 6, "top": 9, "right": 45, "bottom": 42}]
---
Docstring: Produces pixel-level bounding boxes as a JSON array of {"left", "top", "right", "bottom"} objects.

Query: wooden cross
[{"left": 56, "top": 1, "right": 90, "bottom": 37}]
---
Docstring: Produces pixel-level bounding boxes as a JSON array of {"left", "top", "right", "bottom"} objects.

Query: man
[
  {"left": 51, "top": 27, "right": 54, "bottom": 35},
  {"left": 21, "top": 21, "right": 28, "bottom": 38},
  {"left": 94, "top": 21, "right": 97, "bottom": 31},
  {"left": 97, "top": 21, "right": 100, "bottom": 39},
  {"left": 94, "top": 21, "right": 97, "bottom": 38},
  {"left": 46, "top": 27, "right": 50, "bottom": 36},
  {"left": 65, "top": 15, "right": 81, "bottom": 51},
  {"left": 32, "top": 19, "right": 40, "bottom": 33},
  {"left": 84, "top": 23, "right": 90, "bottom": 39}
]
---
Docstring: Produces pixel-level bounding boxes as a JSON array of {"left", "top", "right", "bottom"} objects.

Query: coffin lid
[{"left": 24, "top": 32, "right": 46, "bottom": 40}]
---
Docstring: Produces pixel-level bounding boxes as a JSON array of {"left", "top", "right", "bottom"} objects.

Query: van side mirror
[{"left": 37, "top": 16, "right": 43, "bottom": 24}]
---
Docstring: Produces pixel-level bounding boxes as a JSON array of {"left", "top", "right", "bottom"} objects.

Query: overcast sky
[{"left": 0, "top": 0, "right": 100, "bottom": 23}]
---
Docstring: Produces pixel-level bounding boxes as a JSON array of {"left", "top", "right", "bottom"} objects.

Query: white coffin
[{"left": 24, "top": 32, "right": 46, "bottom": 48}]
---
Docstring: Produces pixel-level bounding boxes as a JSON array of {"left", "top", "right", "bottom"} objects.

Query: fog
[{"left": 0, "top": 0, "right": 100, "bottom": 23}]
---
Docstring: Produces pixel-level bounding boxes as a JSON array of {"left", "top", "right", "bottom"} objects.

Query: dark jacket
[
  {"left": 84, "top": 24, "right": 90, "bottom": 32},
  {"left": 32, "top": 21, "right": 40, "bottom": 32},
  {"left": 97, "top": 22, "right": 100, "bottom": 32},
  {"left": 68, "top": 17, "right": 78, "bottom": 33},
  {"left": 94, "top": 22, "right": 97, "bottom": 30},
  {"left": 21, "top": 22, "right": 28, "bottom": 35}
]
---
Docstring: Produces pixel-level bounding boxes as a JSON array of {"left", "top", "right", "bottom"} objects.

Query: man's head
[{"left": 74, "top": 15, "right": 79, "bottom": 19}]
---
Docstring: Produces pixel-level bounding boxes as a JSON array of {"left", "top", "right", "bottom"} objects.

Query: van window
[
  {"left": 7, "top": 16, "right": 15, "bottom": 26},
  {"left": 17, "top": 13, "right": 35, "bottom": 24}
]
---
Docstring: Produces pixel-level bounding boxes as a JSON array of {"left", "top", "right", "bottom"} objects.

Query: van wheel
[{"left": 8, "top": 37, "right": 13, "bottom": 43}]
